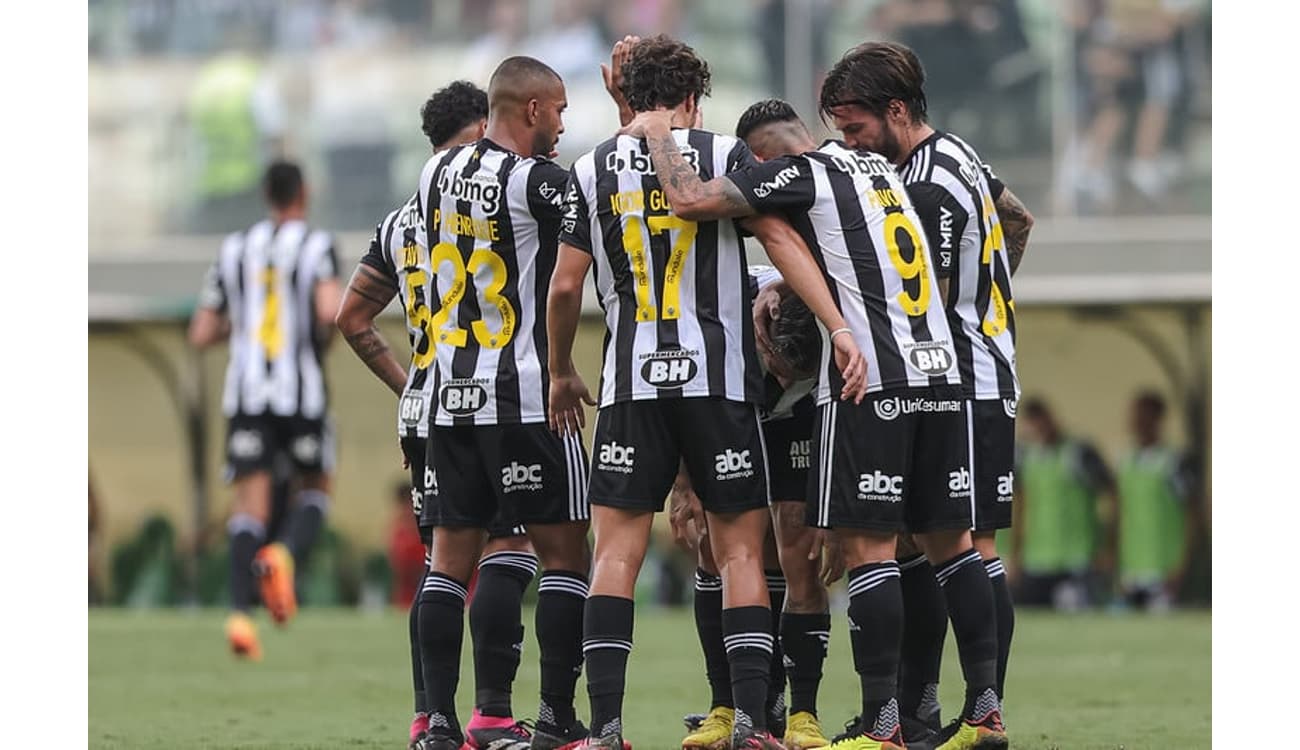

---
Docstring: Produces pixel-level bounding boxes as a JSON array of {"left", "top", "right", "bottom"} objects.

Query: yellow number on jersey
[
  {"left": 980, "top": 195, "right": 1010, "bottom": 337},
  {"left": 428, "top": 241, "right": 517, "bottom": 349},
  {"left": 884, "top": 212, "right": 931, "bottom": 316},
  {"left": 402, "top": 254, "right": 436, "bottom": 370},
  {"left": 621, "top": 212, "right": 698, "bottom": 322},
  {"left": 257, "top": 267, "right": 283, "bottom": 358}
]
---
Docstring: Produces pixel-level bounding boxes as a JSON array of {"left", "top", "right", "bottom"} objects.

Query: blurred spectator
[
  {"left": 464, "top": 0, "right": 530, "bottom": 82},
  {"left": 522, "top": 0, "right": 606, "bottom": 85},
  {"left": 1011, "top": 398, "right": 1117, "bottom": 611},
  {"left": 599, "top": 0, "right": 684, "bottom": 43},
  {"left": 1059, "top": 0, "right": 1203, "bottom": 210},
  {"left": 185, "top": 29, "right": 287, "bottom": 234},
  {"left": 1115, "top": 391, "right": 1199, "bottom": 611},
  {"left": 387, "top": 481, "right": 426, "bottom": 609},
  {"left": 753, "top": 0, "right": 836, "bottom": 101}
]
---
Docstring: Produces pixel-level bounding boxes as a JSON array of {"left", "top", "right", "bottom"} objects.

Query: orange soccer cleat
[
  {"left": 224, "top": 612, "right": 262, "bottom": 661},
  {"left": 253, "top": 542, "right": 297, "bottom": 625}
]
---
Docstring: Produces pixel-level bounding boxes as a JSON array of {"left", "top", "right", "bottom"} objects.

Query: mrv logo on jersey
[
  {"left": 606, "top": 144, "right": 699, "bottom": 175},
  {"left": 639, "top": 349, "right": 700, "bottom": 388},
  {"left": 436, "top": 166, "right": 502, "bottom": 214},
  {"left": 597, "top": 441, "right": 636, "bottom": 474},
  {"left": 858, "top": 470, "right": 904, "bottom": 502},
  {"left": 904, "top": 341, "right": 956, "bottom": 376},
  {"left": 714, "top": 449, "right": 754, "bottom": 481},
  {"left": 752, "top": 165, "right": 800, "bottom": 198},
  {"left": 439, "top": 379, "right": 490, "bottom": 415},
  {"left": 872, "top": 396, "right": 962, "bottom": 422},
  {"left": 501, "top": 462, "right": 544, "bottom": 493}
]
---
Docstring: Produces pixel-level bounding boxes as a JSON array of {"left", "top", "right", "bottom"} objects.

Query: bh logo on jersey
[
  {"left": 906, "top": 342, "right": 956, "bottom": 376},
  {"left": 597, "top": 441, "right": 636, "bottom": 474},
  {"left": 715, "top": 449, "right": 755, "bottom": 481},
  {"left": 996, "top": 472, "right": 1014, "bottom": 503},
  {"left": 400, "top": 393, "right": 427, "bottom": 426},
  {"left": 640, "top": 349, "right": 699, "bottom": 388},
  {"left": 858, "top": 470, "right": 904, "bottom": 502},
  {"left": 501, "top": 462, "right": 544, "bottom": 493},
  {"left": 789, "top": 439, "right": 811, "bottom": 470},
  {"left": 948, "top": 467, "right": 972, "bottom": 499},
  {"left": 440, "top": 380, "right": 489, "bottom": 416},
  {"left": 436, "top": 166, "right": 502, "bottom": 214},
  {"left": 605, "top": 144, "right": 699, "bottom": 175}
]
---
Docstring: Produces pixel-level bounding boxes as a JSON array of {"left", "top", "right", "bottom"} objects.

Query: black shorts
[
  {"left": 401, "top": 436, "right": 525, "bottom": 545},
  {"left": 426, "top": 423, "right": 589, "bottom": 529},
  {"left": 588, "top": 397, "right": 769, "bottom": 514},
  {"left": 763, "top": 397, "right": 815, "bottom": 503},
  {"left": 970, "top": 398, "right": 1017, "bottom": 531},
  {"left": 224, "top": 411, "right": 334, "bottom": 480},
  {"left": 807, "top": 390, "right": 971, "bottom": 533}
]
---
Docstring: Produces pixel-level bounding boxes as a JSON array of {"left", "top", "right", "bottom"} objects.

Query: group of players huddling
[{"left": 198, "top": 31, "right": 1034, "bottom": 750}]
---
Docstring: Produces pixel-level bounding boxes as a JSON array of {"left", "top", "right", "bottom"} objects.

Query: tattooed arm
[
  {"left": 995, "top": 186, "right": 1034, "bottom": 276},
  {"left": 335, "top": 264, "right": 407, "bottom": 396},
  {"left": 631, "top": 113, "right": 756, "bottom": 221}
]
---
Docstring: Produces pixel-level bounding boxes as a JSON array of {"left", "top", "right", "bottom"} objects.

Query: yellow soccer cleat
[
  {"left": 681, "top": 706, "right": 733, "bottom": 750},
  {"left": 253, "top": 542, "right": 297, "bottom": 625},
  {"left": 784, "top": 711, "right": 830, "bottom": 749},
  {"left": 825, "top": 727, "right": 904, "bottom": 750},
  {"left": 932, "top": 709, "right": 1008, "bottom": 750},
  {"left": 224, "top": 612, "right": 262, "bottom": 661}
]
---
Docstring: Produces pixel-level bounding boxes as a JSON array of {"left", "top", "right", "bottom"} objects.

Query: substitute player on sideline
[
  {"left": 188, "top": 160, "right": 342, "bottom": 660},
  {"left": 412, "top": 58, "right": 592, "bottom": 750},
  {"left": 335, "top": 81, "right": 539, "bottom": 750},
  {"left": 622, "top": 85, "right": 1007, "bottom": 748},
  {"left": 547, "top": 35, "right": 865, "bottom": 750},
  {"left": 815, "top": 41, "right": 1033, "bottom": 746}
]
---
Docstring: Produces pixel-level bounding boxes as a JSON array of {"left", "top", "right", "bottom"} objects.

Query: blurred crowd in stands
[{"left": 88, "top": 0, "right": 1211, "bottom": 249}]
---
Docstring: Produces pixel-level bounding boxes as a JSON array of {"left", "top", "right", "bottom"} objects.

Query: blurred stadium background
[{"left": 87, "top": 0, "right": 1211, "bottom": 614}]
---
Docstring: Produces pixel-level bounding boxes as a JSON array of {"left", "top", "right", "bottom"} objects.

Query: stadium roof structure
[{"left": 87, "top": 214, "right": 1209, "bottom": 322}]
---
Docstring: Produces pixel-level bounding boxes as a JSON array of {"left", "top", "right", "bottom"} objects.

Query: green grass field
[{"left": 89, "top": 607, "right": 1209, "bottom": 749}]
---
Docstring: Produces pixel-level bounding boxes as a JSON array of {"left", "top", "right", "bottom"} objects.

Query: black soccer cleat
[
  {"left": 731, "top": 728, "right": 785, "bottom": 749},
  {"left": 414, "top": 727, "right": 464, "bottom": 750},
  {"left": 531, "top": 719, "right": 589, "bottom": 750}
]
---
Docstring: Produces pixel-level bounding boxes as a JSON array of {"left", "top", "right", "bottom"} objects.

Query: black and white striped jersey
[
  {"left": 416, "top": 138, "right": 569, "bottom": 427},
  {"left": 727, "top": 141, "right": 961, "bottom": 403},
  {"left": 559, "top": 129, "right": 764, "bottom": 408},
  {"left": 199, "top": 219, "right": 339, "bottom": 419},
  {"left": 358, "top": 192, "right": 437, "bottom": 439},
  {"left": 900, "top": 131, "right": 1019, "bottom": 400}
]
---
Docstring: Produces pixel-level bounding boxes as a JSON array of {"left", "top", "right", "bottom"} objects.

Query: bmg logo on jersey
[
  {"left": 436, "top": 166, "right": 502, "bottom": 214},
  {"left": 905, "top": 342, "right": 956, "bottom": 376},
  {"left": 996, "top": 472, "right": 1014, "bottom": 503},
  {"left": 639, "top": 349, "right": 700, "bottom": 388},
  {"left": 858, "top": 470, "right": 904, "bottom": 502},
  {"left": 715, "top": 449, "right": 755, "bottom": 481},
  {"left": 789, "top": 439, "right": 811, "bottom": 470},
  {"left": 948, "top": 466, "right": 972, "bottom": 499},
  {"left": 606, "top": 144, "right": 699, "bottom": 175},
  {"left": 501, "top": 462, "right": 544, "bottom": 493},
  {"left": 597, "top": 441, "right": 636, "bottom": 474},
  {"left": 440, "top": 379, "right": 489, "bottom": 416}
]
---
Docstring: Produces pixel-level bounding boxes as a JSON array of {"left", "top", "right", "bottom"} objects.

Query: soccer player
[
  {"left": 335, "top": 81, "right": 540, "bottom": 750},
  {"left": 547, "top": 35, "right": 865, "bottom": 750},
  {"left": 676, "top": 261, "right": 834, "bottom": 750},
  {"left": 1115, "top": 391, "right": 1199, "bottom": 611},
  {"left": 411, "top": 58, "right": 591, "bottom": 750},
  {"left": 187, "top": 160, "right": 342, "bottom": 660},
  {"left": 814, "top": 41, "right": 1034, "bottom": 745},
  {"left": 621, "top": 81, "right": 1008, "bottom": 749}
]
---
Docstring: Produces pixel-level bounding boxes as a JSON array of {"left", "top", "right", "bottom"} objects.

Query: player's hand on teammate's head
[
  {"left": 548, "top": 373, "right": 597, "bottom": 436},
  {"left": 831, "top": 331, "right": 868, "bottom": 403},
  {"left": 602, "top": 35, "right": 640, "bottom": 127},
  {"left": 618, "top": 109, "right": 675, "bottom": 139},
  {"left": 752, "top": 285, "right": 783, "bottom": 361}
]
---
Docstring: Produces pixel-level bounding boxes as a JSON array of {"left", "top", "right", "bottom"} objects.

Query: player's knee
[
  {"left": 971, "top": 530, "right": 999, "bottom": 560},
  {"left": 529, "top": 523, "right": 590, "bottom": 572},
  {"left": 484, "top": 535, "right": 533, "bottom": 557},
  {"left": 915, "top": 528, "right": 973, "bottom": 563}
]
